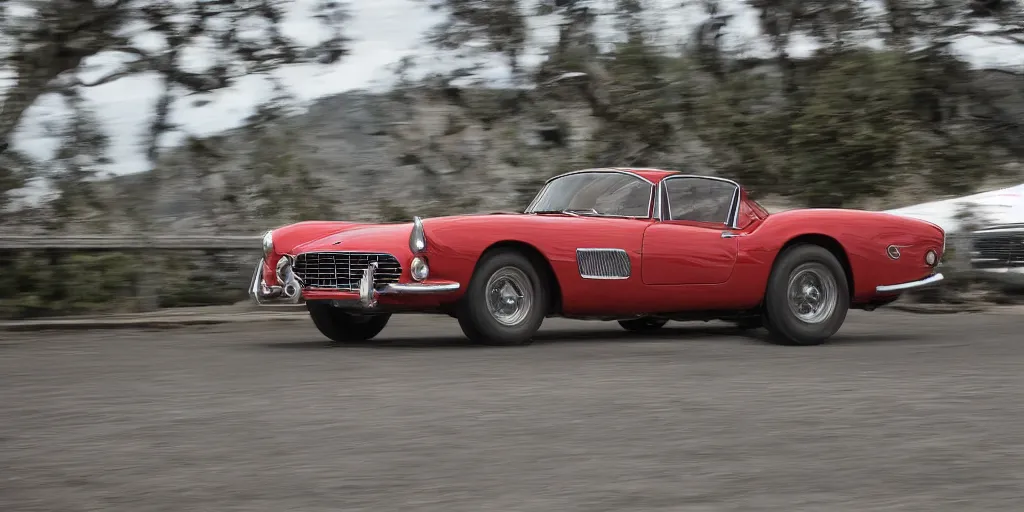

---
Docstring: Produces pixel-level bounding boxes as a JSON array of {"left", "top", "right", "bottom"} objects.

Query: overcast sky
[{"left": 2, "top": 0, "right": 1023, "bottom": 182}]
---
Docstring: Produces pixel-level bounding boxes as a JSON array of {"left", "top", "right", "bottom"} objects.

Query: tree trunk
[{"left": 0, "top": 72, "right": 53, "bottom": 148}]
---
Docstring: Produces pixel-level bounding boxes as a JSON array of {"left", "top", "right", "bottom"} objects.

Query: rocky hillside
[
  {"left": 109, "top": 60, "right": 1024, "bottom": 234},
  {"left": 8, "top": 50, "right": 1023, "bottom": 237},
  {"left": 97, "top": 86, "right": 715, "bottom": 233}
]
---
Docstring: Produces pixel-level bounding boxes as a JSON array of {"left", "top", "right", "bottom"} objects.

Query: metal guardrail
[
  {"left": 0, "top": 235, "right": 265, "bottom": 318},
  {"left": 0, "top": 235, "right": 261, "bottom": 251},
  {"left": 0, "top": 230, "right": 1018, "bottom": 319}
]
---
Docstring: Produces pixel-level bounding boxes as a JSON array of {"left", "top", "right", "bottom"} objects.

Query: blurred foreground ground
[{"left": 2, "top": 310, "right": 1023, "bottom": 511}]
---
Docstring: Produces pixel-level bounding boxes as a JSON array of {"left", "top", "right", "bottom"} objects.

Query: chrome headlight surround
[
  {"left": 409, "top": 216, "right": 429, "bottom": 281},
  {"left": 276, "top": 255, "right": 295, "bottom": 283},
  {"left": 409, "top": 216, "right": 426, "bottom": 253},
  {"left": 262, "top": 230, "right": 274, "bottom": 258}
]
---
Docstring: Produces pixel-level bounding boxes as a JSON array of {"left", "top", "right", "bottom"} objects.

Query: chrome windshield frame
[
  {"left": 656, "top": 175, "right": 742, "bottom": 229},
  {"left": 524, "top": 168, "right": 656, "bottom": 219}
]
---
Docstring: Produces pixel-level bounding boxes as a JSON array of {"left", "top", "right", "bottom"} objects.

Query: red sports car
[{"left": 250, "top": 168, "right": 945, "bottom": 346}]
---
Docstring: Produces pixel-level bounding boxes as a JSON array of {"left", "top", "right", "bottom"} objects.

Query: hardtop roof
[{"left": 546, "top": 168, "right": 735, "bottom": 186}]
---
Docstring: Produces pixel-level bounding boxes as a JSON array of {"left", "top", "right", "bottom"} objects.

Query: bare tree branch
[{"left": 1, "top": 0, "right": 352, "bottom": 149}]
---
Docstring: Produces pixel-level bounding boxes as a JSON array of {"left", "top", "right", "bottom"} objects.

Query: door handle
[{"left": 721, "top": 231, "right": 740, "bottom": 238}]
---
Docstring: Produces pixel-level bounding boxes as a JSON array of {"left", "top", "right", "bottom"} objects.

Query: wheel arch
[
  {"left": 772, "top": 233, "right": 855, "bottom": 298},
  {"left": 477, "top": 240, "right": 564, "bottom": 315}
]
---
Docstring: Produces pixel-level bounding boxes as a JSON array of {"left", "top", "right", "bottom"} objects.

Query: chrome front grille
[
  {"left": 971, "top": 228, "right": 1024, "bottom": 269},
  {"left": 293, "top": 252, "right": 403, "bottom": 290},
  {"left": 576, "top": 248, "right": 631, "bottom": 279}
]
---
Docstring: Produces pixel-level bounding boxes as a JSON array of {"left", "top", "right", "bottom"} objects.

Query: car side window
[{"left": 663, "top": 177, "right": 737, "bottom": 225}]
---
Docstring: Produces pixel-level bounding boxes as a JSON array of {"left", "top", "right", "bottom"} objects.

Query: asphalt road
[{"left": 2, "top": 309, "right": 1023, "bottom": 511}]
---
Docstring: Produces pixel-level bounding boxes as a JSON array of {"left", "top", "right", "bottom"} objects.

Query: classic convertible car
[{"left": 250, "top": 168, "right": 945, "bottom": 346}]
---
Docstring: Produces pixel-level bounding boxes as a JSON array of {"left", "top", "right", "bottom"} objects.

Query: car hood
[
  {"left": 286, "top": 210, "right": 641, "bottom": 255},
  {"left": 292, "top": 222, "right": 416, "bottom": 254}
]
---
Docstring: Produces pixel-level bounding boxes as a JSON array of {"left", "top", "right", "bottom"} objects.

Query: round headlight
[
  {"left": 925, "top": 250, "right": 937, "bottom": 267},
  {"left": 262, "top": 231, "right": 274, "bottom": 258},
  {"left": 410, "top": 256, "right": 429, "bottom": 281}
]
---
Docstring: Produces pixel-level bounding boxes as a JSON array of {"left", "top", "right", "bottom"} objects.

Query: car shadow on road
[{"left": 258, "top": 324, "right": 920, "bottom": 350}]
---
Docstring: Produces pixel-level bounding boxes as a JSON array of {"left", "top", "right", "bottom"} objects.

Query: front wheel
[
  {"left": 307, "top": 302, "right": 391, "bottom": 343},
  {"left": 456, "top": 250, "right": 549, "bottom": 346},
  {"left": 763, "top": 244, "right": 850, "bottom": 346}
]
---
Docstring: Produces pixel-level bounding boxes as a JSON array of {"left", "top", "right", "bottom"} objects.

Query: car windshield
[{"left": 526, "top": 172, "right": 652, "bottom": 217}]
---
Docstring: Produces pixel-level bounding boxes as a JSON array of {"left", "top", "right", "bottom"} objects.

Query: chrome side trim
[
  {"left": 875, "top": 273, "right": 945, "bottom": 293},
  {"left": 657, "top": 174, "right": 742, "bottom": 229},
  {"left": 576, "top": 248, "right": 631, "bottom": 279},
  {"left": 651, "top": 185, "right": 662, "bottom": 220},
  {"left": 727, "top": 185, "right": 740, "bottom": 228}
]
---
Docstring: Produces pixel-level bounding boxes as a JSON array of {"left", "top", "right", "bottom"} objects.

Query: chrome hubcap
[
  {"left": 485, "top": 267, "right": 532, "bottom": 326},
  {"left": 786, "top": 263, "right": 838, "bottom": 324}
]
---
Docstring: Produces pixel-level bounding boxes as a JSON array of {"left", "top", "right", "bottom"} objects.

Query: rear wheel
[
  {"left": 307, "top": 302, "right": 391, "bottom": 343},
  {"left": 618, "top": 317, "right": 668, "bottom": 332},
  {"left": 763, "top": 244, "right": 849, "bottom": 346},
  {"left": 457, "top": 250, "right": 548, "bottom": 346}
]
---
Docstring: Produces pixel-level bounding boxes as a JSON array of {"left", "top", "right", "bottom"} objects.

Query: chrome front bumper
[
  {"left": 248, "top": 258, "right": 460, "bottom": 307},
  {"left": 875, "top": 272, "right": 944, "bottom": 293},
  {"left": 249, "top": 258, "right": 303, "bottom": 306}
]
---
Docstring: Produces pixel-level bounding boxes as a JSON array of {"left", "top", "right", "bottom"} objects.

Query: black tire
[
  {"left": 618, "top": 317, "right": 668, "bottom": 332},
  {"left": 456, "top": 249, "right": 549, "bottom": 346},
  {"left": 763, "top": 244, "right": 850, "bottom": 346},
  {"left": 307, "top": 302, "right": 391, "bottom": 343}
]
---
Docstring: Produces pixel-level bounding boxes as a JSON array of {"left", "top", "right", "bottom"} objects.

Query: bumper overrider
[{"left": 249, "top": 216, "right": 460, "bottom": 308}]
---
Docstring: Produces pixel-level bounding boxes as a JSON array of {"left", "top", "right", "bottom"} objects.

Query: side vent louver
[{"left": 576, "top": 248, "right": 631, "bottom": 279}]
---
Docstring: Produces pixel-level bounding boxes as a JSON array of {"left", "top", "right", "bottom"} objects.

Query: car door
[{"left": 641, "top": 176, "right": 740, "bottom": 285}]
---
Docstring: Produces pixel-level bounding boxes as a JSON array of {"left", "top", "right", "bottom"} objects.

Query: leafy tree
[
  {"left": 587, "top": 1, "right": 674, "bottom": 166},
  {"left": 246, "top": 81, "right": 337, "bottom": 223},
  {"left": 0, "top": 0, "right": 351, "bottom": 214},
  {"left": 787, "top": 51, "right": 916, "bottom": 206},
  {"left": 421, "top": 0, "right": 528, "bottom": 77},
  {"left": 47, "top": 88, "right": 111, "bottom": 229}
]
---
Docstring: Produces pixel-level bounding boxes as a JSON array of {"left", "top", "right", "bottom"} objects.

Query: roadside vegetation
[{"left": 1, "top": 0, "right": 1022, "bottom": 317}]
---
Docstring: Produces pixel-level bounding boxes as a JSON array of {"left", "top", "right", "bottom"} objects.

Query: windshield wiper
[
  {"left": 530, "top": 209, "right": 580, "bottom": 216},
  {"left": 563, "top": 208, "right": 600, "bottom": 216},
  {"left": 530, "top": 208, "right": 603, "bottom": 216}
]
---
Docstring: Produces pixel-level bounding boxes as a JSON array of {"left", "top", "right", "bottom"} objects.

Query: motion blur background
[{"left": 1, "top": 0, "right": 1023, "bottom": 318}]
